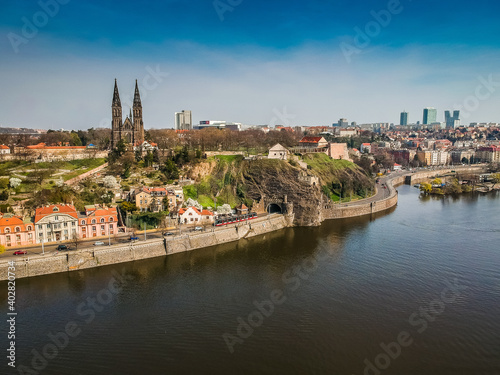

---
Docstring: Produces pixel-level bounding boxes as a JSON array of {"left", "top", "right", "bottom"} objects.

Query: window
[
  {"left": 38, "top": 225, "right": 42, "bottom": 230},
  {"left": 53, "top": 207, "right": 59, "bottom": 212},
  {"left": 81, "top": 220, "right": 85, "bottom": 225},
  {"left": 72, "top": 222, "right": 75, "bottom": 226},
  {"left": 5, "top": 228, "right": 10, "bottom": 233},
  {"left": 27, "top": 226, "right": 32, "bottom": 231},
  {"left": 16, "top": 235, "right": 21, "bottom": 244},
  {"left": 101, "top": 225, "right": 105, "bottom": 230},
  {"left": 6, "top": 235, "right": 10, "bottom": 242},
  {"left": 15, "top": 227, "right": 20, "bottom": 232},
  {"left": 55, "top": 216, "right": 59, "bottom": 221},
  {"left": 100, "top": 218, "right": 105, "bottom": 223},
  {"left": 92, "top": 226, "right": 96, "bottom": 231},
  {"left": 64, "top": 222, "right": 68, "bottom": 227},
  {"left": 109, "top": 217, "right": 114, "bottom": 222},
  {"left": 64, "top": 230, "right": 68, "bottom": 235},
  {"left": 91, "top": 219, "right": 96, "bottom": 224}
]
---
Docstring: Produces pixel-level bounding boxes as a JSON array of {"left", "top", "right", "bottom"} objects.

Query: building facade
[
  {"left": 400, "top": 112, "right": 408, "bottom": 126},
  {"left": 111, "top": 79, "right": 144, "bottom": 149},
  {"left": 175, "top": 110, "right": 192, "bottom": 130},
  {"left": 423, "top": 107, "right": 437, "bottom": 125},
  {"left": 0, "top": 216, "right": 34, "bottom": 247}
]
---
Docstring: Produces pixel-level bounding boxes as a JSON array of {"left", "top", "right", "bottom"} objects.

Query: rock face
[{"left": 241, "top": 159, "right": 324, "bottom": 226}]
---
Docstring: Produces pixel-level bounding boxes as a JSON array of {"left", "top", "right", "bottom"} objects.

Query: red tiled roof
[
  {"left": 299, "top": 137, "right": 323, "bottom": 143},
  {"left": 35, "top": 204, "right": 77, "bottom": 223},
  {"left": 0, "top": 145, "right": 9, "bottom": 150},
  {"left": 179, "top": 207, "right": 202, "bottom": 215},
  {"left": 0, "top": 216, "right": 29, "bottom": 231}
]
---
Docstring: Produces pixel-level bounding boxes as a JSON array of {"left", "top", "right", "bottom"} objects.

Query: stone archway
[{"left": 267, "top": 203, "right": 282, "bottom": 214}]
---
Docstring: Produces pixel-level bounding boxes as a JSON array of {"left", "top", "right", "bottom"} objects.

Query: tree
[
  {"left": 185, "top": 198, "right": 202, "bottom": 210},
  {"left": 120, "top": 201, "right": 137, "bottom": 213},
  {"left": 9, "top": 177, "right": 22, "bottom": 189},
  {"left": 0, "top": 245, "right": 5, "bottom": 254},
  {"left": 0, "top": 178, "right": 9, "bottom": 190},
  {"left": 420, "top": 183, "right": 433, "bottom": 194},
  {"left": 217, "top": 203, "right": 232, "bottom": 215},
  {"left": 69, "top": 231, "right": 81, "bottom": 251},
  {"left": 103, "top": 176, "right": 119, "bottom": 189},
  {"left": 492, "top": 173, "right": 500, "bottom": 188},
  {"left": 431, "top": 178, "right": 442, "bottom": 185}
]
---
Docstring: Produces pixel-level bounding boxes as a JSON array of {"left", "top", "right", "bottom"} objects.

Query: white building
[
  {"left": 175, "top": 110, "right": 192, "bottom": 130},
  {"left": 178, "top": 207, "right": 214, "bottom": 225},
  {"left": 0, "top": 145, "right": 10, "bottom": 154},
  {"left": 268, "top": 143, "right": 289, "bottom": 160}
]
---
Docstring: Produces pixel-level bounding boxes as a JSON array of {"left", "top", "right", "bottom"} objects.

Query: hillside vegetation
[{"left": 183, "top": 153, "right": 375, "bottom": 225}]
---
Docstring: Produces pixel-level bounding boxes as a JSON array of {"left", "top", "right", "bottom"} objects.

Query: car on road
[
  {"left": 56, "top": 245, "right": 68, "bottom": 251},
  {"left": 163, "top": 232, "right": 175, "bottom": 236},
  {"left": 93, "top": 241, "right": 105, "bottom": 246},
  {"left": 129, "top": 236, "right": 139, "bottom": 241},
  {"left": 13, "top": 250, "right": 27, "bottom": 255},
  {"left": 194, "top": 226, "right": 203, "bottom": 231}
]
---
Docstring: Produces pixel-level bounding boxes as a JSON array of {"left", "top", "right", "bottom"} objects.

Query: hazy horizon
[{"left": 1, "top": 0, "right": 500, "bottom": 130}]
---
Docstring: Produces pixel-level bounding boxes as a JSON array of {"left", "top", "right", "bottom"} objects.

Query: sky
[{"left": 1, "top": 0, "right": 500, "bottom": 130}]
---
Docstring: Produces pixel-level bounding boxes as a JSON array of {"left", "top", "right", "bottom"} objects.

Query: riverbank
[
  {"left": 0, "top": 165, "right": 487, "bottom": 281},
  {"left": 0, "top": 214, "right": 288, "bottom": 280}
]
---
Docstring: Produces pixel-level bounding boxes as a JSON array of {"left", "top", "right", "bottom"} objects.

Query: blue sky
[{"left": 1, "top": 0, "right": 500, "bottom": 129}]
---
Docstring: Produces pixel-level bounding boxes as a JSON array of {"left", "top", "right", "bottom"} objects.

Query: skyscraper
[
  {"left": 445, "top": 110, "right": 460, "bottom": 128},
  {"left": 423, "top": 107, "right": 437, "bottom": 125},
  {"left": 175, "top": 110, "right": 192, "bottom": 130},
  {"left": 400, "top": 111, "right": 408, "bottom": 125}
]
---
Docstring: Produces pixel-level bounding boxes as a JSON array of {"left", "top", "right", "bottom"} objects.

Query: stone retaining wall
[{"left": 0, "top": 215, "right": 288, "bottom": 280}]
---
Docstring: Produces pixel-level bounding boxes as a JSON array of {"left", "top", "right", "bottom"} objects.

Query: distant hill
[{"left": 0, "top": 127, "right": 45, "bottom": 134}]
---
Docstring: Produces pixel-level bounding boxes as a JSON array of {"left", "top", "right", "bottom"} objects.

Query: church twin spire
[{"left": 111, "top": 79, "right": 144, "bottom": 149}]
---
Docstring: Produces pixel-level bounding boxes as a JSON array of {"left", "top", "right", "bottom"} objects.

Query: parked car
[
  {"left": 93, "top": 241, "right": 105, "bottom": 246},
  {"left": 163, "top": 232, "right": 175, "bottom": 236},
  {"left": 129, "top": 236, "right": 139, "bottom": 241},
  {"left": 13, "top": 250, "right": 27, "bottom": 255},
  {"left": 194, "top": 226, "right": 203, "bottom": 231},
  {"left": 56, "top": 245, "right": 68, "bottom": 251}
]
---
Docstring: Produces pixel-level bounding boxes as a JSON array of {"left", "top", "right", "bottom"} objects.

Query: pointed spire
[
  {"left": 133, "top": 79, "right": 142, "bottom": 107},
  {"left": 129, "top": 108, "right": 132, "bottom": 119},
  {"left": 112, "top": 79, "right": 121, "bottom": 107}
]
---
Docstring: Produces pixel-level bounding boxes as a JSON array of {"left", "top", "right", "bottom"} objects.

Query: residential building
[
  {"left": 78, "top": 205, "right": 118, "bottom": 239},
  {"left": 0, "top": 215, "right": 35, "bottom": 247},
  {"left": 34, "top": 204, "right": 79, "bottom": 243},
  {"left": 175, "top": 110, "right": 192, "bottom": 130},
  {"left": 178, "top": 207, "right": 214, "bottom": 224},
  {"left": 360, "top": 143, "right": 372, "bottom": 153},
  {"left": 476, "top": 146, "right": 500, "bottom": 163},
  {"left": 0, "top": 145, "right": 10, "bottom": 154},
  {"left": 423, "top": 107, "right": 437, "bottom": 125},
  {"left": 268, "top": 144, "right": 290, "bottom": 160},
  {"left": 298, "top": 137, "right": 328, "bottom": 148}
]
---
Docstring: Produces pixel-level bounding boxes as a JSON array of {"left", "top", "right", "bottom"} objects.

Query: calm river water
[{"left": 3, "top": 186, "right": 500, "bottom": 375}]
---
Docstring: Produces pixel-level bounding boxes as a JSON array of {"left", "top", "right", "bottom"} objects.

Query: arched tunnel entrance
[{"left": 267, "top": 203, "right": 283, "bottom": 214}]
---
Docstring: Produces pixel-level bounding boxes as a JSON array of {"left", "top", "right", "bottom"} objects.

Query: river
[{"left": 3, "top": 185, "right": 500, "bottom": 375}]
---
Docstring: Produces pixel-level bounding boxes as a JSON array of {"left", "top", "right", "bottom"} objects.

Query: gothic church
[{"left": 111, "top": 79, "right": 144, "bottom": 149}]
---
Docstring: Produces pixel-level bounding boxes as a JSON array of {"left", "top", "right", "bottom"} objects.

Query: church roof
[
  {"left": 112, "top": 79, "right": 121, "bottom": 107},
  {"left": 133, "top": 79, "right": 142, "bottom": 107}
]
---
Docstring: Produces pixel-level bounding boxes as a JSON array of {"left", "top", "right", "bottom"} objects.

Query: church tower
[
  {"left": 110, "top": 79, "right": 144, "bottom": 149},
  {"left": 132, "top": 79, "right": 144, "bottom": 145},
  {"left": 111, "top": 79, "right": 122, "bottom": 149}
]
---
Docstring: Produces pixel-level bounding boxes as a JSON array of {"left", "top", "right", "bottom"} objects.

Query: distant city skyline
[{"left": 1, "top": 1, "right": 500, "bottom": 130}]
